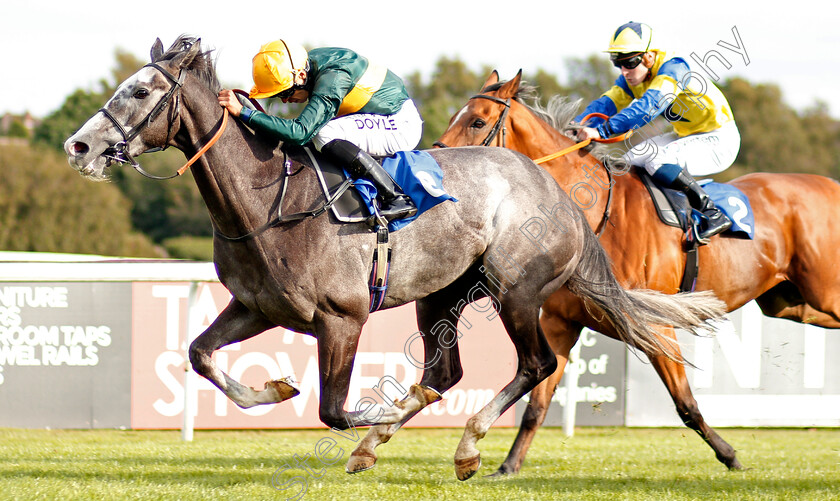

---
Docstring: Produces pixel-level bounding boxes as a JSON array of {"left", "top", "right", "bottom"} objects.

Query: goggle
[
  {"left": 274, "top": 86, "right": 299, "bottom": 100},
  {"left": 611, "top": 53, "right": 644, "bottom": 70}
]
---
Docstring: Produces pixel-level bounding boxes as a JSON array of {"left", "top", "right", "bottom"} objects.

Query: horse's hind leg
[
  {"left": 189, "top": 298, "right": 300, "bottom": 408},
  {"left": 347, "top": 282, "right": 471, "bottom": 473},
  {"left": 491, "top": 316, "right": 581, "bottom": 477},
  {"left": 454, "top": 305, "right": 557, "bottom": 481},
  {"left": 648, "top": 326, "right": 743, "bottom": 470}
]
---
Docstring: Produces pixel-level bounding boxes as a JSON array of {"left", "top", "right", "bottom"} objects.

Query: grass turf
[{"left": 0, "top": 427, "right": 838, "bottom": 500}]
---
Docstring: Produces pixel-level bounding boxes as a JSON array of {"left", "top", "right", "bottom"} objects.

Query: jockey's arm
[
  {"left": 593, "top": 70, "right": 682, "bottom": 139},
  {"left": 237, "top": 92, "right": 341, "bottom": 145}
]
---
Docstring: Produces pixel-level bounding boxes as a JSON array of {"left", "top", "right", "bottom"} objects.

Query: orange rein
[
  {"left": 174, "top": 89, "right": 260, "bottom": 176},
  {"left": 533, "top": 113, "right": 633, "bottom": 165},
  {"left": 176, "top": 108, "right": 228, "bottom": 175}
]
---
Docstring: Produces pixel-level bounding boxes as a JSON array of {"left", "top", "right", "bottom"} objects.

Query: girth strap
[{"left": 368, "top": 225, "right": 392, "bottom": 312}]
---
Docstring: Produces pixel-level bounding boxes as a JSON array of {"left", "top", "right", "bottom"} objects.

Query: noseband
[
  {"left": 99, "top": 63, "right": 186, "bottom": 179},
  {"left": 433, "top": 94, "right": 510, "bottom": 149}
]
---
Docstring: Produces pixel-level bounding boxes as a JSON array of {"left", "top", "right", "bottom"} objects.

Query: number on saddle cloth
[{"left": 640, "top": 170, "right": 754, "bottom": 239}]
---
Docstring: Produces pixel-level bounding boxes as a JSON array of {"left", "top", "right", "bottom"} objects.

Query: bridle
[
  {"left": 433, "top": 94, "right": 510, "bottom": 149},
  {"left": 433, "top": 94, "right": 624, "bottom": 238},
  {"left": 99, "top": 62, "right": 188, "bottom": 179}
]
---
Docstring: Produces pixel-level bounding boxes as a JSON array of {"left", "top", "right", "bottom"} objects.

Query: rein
[
  {"left": 98, "top": 60, "right": 334, "bottom": 242},
  {"left": 99, "top": 62, "right": 257, "bottom": 180},
  {"left": 211, "top": 154, "right": 355, "bottom": 242},
  {"left": 533, "top": 113, "right": 633, "bottom": 164}
]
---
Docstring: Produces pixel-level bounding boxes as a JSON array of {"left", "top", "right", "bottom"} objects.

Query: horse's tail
[{"left": 566, "top": 227, "right": 725, "bottom": 361}]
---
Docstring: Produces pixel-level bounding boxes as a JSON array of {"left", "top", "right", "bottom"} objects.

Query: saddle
[
  {"left": 638, "top": 169, "right": 692, "bottom": 230},
  {"left": 303, "top": 146, "right": 371, "bottom": 224},
  {"left": 299, "top": 145, "right": 457, "bottom": 312},
  {"left": 637, "top": 168, "right": 754, "bottom": 291}
]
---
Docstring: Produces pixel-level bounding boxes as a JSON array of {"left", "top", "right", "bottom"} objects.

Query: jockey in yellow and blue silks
[
  {"left": 574, "top": 22, "right": 741, "bottom": 243},
  {"left": 218, "top": 40, "right": 422, "bottom": 222}
]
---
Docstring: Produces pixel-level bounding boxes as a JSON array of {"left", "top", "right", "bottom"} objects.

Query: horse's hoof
[
  {"left": 346, "top": 451, "right": 377, "bottom": 474},
  {"left": 454, "top": 454, "right": 481, "bottom": 481},
  {"left": 265, "top": 378, "right": 300, "bottom": 402},
  {"left": 484, "top": 466, "right": 515, "bottom": 479},
  {"left": 727, "top": 458, "right": 746, "bottom": 471}
]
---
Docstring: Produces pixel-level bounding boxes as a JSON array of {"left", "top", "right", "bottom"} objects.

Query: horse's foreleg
[
  {"left": 189, "top": 298, "right": 299, "bottom": 408},
  {"left": 454, "top": 309, "right": 557, "bottom": 481},
  {"left": 491, "top": 318, "right": 581, "bottom": 477},
  {"left": 648, "top": 326, "right": 743, "bottom": 470},
  {"left": 314, "top": 312, "right": 388, "bottom": 430},
  {"left": 347, "top": 289, "right": 468, "bottom": 473}
]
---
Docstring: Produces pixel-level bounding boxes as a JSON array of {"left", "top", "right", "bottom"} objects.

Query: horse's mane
[
  {"left": 159, "top": 35, "right": 221, "bottom": 93},
  {"left": 489, "top": 79, "right": 625, "bottom": 168}
]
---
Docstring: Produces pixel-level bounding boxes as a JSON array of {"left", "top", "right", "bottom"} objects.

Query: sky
[{"left": 3, "top": 0, "right": 839, "bottom": 119}]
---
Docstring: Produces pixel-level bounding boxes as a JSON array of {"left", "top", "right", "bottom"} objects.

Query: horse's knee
[
  {"left": 188, "top": 338, "right": 212, "bottom": 374},
  {"left": 319, "top": 407, "right": 347, "bottom": 430},
  {"left": 537, "top": 355, "right": 558, "bottom": 383},
  {"left": 673, "top": 399, "right": 704, "bottom": 429}
]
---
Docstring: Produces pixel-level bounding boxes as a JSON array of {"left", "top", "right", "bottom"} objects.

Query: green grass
[{"left": 0, "top": 427, "right": 838, "bottom": 500}]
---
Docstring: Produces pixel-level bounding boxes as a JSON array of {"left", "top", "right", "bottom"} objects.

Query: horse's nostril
[{"left": 72, "top": 142, "right": 90, "bottom": 156}]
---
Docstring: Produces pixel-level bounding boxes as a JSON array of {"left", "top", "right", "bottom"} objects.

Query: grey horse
[{"left": 64, "top": 36, "right": 725, "bottom": 480}]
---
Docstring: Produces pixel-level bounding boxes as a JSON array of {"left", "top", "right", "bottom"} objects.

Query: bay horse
[
  {"left": 63, "top": 38, "right": 725, "bottom": 480},
  {"left": 423, "top": 70, "right": 840, "bottom": 475}
]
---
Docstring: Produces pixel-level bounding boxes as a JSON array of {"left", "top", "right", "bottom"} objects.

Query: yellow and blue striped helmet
[{"left": 605, "top": 22, "right": 653, "bottom": 54}]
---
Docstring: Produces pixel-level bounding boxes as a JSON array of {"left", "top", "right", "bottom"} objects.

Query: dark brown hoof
[
  {"left": 455, "top": 454, "right": 481, "bottom": 481},
  {"left": 484, "top": 465, "right": 516, "bottom": 478}
]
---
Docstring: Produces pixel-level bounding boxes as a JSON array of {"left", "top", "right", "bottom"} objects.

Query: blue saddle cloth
[
  {"left": 350, "top": 150, "right": 458, "bottom": 231},
  {"left": 643, "top": 169, "right": 755, "bottom": 240},
  {"left": 698, "top": 180, "right": 755, "bottom": 238}
]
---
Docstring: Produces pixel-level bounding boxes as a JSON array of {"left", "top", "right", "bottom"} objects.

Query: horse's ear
[
  {"left": 150, "top": 38, "right": 165, "bottom": 62},
  {"left": 172, "top": 38, "right": 202, "bottom": 70},
  {"left": 481, "top": 70, "right": 500, "bottom": 91},
  {"left": 498, "top": 69, "right": 523, "bottom": 99}
]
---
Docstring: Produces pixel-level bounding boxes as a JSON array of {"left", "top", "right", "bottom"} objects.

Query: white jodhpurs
[
  {"left": 622, "top": 121, "right": 741, "bottom": 177},
  {"left": 312, "top": 99, "right": 423, "bottom": 156}
]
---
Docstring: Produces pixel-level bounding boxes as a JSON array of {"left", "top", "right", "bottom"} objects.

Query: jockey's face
[
  {"left": 621, "top": 62, "right": 649, "bottom": 86},
  {"left": 281, "top": 88, "right": 310, "bottom": 103},
  {"left": 619, "top": 52, "right": 655, "bottom": 86},
  {"left": 281, "top": 69, "right": 310, "bottom": 103}
]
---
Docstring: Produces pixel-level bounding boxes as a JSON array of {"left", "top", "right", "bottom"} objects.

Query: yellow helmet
[
  {"left": 605, "top": 21, "right": 653, "bottom": 54},
  {"left": 249, "top": 40, "right": 309, "bottom": 99}
]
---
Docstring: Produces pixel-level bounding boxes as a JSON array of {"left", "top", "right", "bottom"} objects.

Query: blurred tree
[
  {"left": 524, "top": 68, "right": 568, "bottom": 108},
  {"left": 32, "top": 88, "right": 107, "bottom": 150},
  {"left": 405, "top": 57, "right": 487, "bottom": 149},
  {"left": 718, "top": 78, "right": 812, "bottom": 180},
  {"left": 798, "top": 101, "right": 840, "bottom": 179},
  {"left": 563, "top": 54, "right": 618, "bottom": 103},
  {"left": 5, "top": 118, "right": 30, "bottom": 139},
  {"left": 0, "top": 143, "right": 160, "bottom": 257}
]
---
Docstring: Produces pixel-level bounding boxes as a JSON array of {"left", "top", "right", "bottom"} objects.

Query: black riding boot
[
  {"left": 321, "top": 139, "right": 417, "bottom": 222},
  {"left": 670, "top": 169, "right": 731, "bottom": 243}
]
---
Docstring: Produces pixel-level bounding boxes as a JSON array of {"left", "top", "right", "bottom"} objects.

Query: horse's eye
[
  {"left": 470, "top": 118, "right": 486, "bottom": 129},
  {"left": 133, "top": 88, "right": 150, "bottom": 99}
]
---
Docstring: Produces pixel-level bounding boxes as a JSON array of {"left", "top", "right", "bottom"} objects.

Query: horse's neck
[
  {"left": 509, "top": 117, "right": 614, "bottom": 228},
  {"left": 178, "top": 96, "right": 292, "bottom": 237}
]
